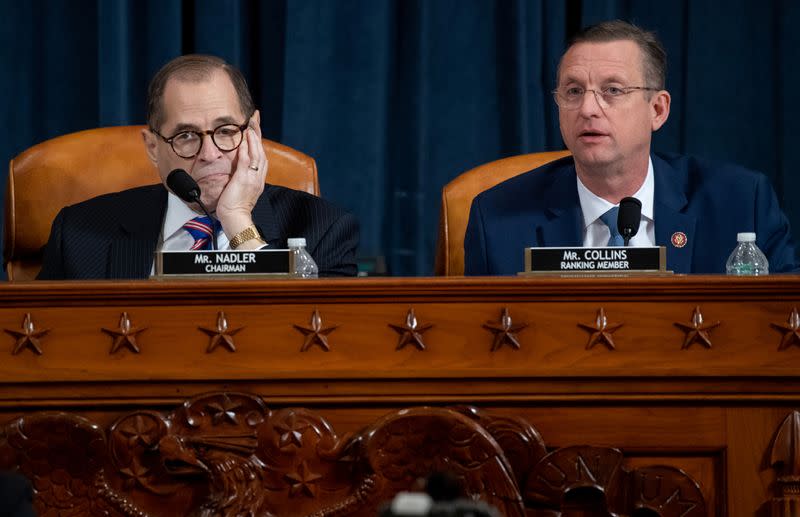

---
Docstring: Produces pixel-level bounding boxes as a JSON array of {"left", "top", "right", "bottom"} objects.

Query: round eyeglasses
[
  {"left": 552, "top": 86, "right": 658, "bottom": 110},
  {"left": 152, "top": 120, "right": 250, "bottom": 159}
]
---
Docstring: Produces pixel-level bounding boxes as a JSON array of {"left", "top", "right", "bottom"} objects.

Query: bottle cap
[
  {"left": 737, "top": 232, "right": 756, "bottom": 242},
  {"left": 287, "top": 237, "right": 307, "bottom": 248}
]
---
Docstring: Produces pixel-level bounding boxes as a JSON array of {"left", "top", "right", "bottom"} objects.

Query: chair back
[
  {"left": 4, "top": 125, "right": 319, "bottom": 281},
  {"left": 434, "top": 150, "right": 571, "bottom": 276}
]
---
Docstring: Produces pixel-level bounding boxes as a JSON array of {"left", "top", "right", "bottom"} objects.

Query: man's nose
[
  {"left": 196, "top": 133, "right": 223, "bottom": 161},
  {"left": 578, "top": 89, "right": 604, "bottom": 116}
]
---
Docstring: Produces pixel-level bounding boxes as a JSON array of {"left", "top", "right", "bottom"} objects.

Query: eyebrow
[
  {"left": 559, "top": 74, "right": 629, "bottom": 86},
  {"left": 168, "top": 116, "right": 242, "bottom": 134}
]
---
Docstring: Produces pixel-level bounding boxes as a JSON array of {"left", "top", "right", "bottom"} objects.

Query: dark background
[{"left": 3, "top": 0, "right": 798, "bottom": 276}]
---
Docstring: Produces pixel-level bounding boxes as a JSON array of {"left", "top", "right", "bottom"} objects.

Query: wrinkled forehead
[
  {"left": 160, "top": 70, "right": 245, "bottom": 131},
  {"left": 557, "top": 40, "right": 646, "bottom": 85}
]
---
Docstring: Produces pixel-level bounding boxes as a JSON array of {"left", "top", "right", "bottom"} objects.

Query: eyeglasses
[
  {"left": 552, "top": 86, "right": 658, "bottom": 110},
  {"left": 152, "top": 119, "right": 251, "bottom": 159}
]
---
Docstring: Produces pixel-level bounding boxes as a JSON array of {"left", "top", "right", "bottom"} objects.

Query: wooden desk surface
[{"left": 0, "top": 276, "right": 798, "bottom": 516}]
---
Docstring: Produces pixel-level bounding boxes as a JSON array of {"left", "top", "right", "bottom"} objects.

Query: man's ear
[
  {"left": 141, "top": 128, "right": 158, "bottom": 166},
  {"left": 651, "top": 90, "right": 671, "bottom": 132}
]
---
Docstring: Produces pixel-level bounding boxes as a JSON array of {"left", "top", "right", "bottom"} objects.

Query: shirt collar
[{"left": 576, "top": 156, "right": 655, "bottom": 229}]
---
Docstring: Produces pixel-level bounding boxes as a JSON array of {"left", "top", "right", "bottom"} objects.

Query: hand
[{"left": 215, "top": 110, "right": 269, "bottom": 238}]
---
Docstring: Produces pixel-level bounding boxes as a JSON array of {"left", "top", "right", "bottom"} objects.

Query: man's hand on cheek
[{"left": 216, "top": 126, "right": 268, "bottom": 239}]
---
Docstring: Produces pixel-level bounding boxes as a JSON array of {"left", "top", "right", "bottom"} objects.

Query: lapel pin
[{"left": 671, "top": 231, "right": 687, "bottom": 248}]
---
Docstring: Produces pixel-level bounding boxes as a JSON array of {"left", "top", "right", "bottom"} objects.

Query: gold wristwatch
[{"left": 229, "top": 225, "right": 265, "bottom": 249}]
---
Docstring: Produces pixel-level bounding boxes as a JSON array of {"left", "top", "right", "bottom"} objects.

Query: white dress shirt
[{"left": 577, "top": 157, "right": 656, "bottom": 247}]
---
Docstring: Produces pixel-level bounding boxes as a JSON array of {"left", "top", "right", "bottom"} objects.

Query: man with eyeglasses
[
  {"left": 464, "top": 20, "right": 797, "bottom": 275},
  {"left": 38, "top": 54, "right": 359, "bottom": 279}
]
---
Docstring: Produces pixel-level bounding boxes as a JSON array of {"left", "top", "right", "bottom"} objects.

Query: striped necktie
[
  {"left": 182, "top": 216, "right": 218, "bottom": 250},
  {"left": 599, "top": 207, "right": 625, "bottom": 247}
]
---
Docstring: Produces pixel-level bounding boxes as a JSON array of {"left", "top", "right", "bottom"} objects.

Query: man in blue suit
[{"left": 465, "top": 20, "right": 797, "bottom": 275}]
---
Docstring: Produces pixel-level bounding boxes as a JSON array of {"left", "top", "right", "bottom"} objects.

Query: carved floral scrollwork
[{"left": 0, "top": 393, "right": 709, "bottom": 517}]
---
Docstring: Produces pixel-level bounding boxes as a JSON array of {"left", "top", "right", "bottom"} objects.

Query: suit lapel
[
  {"left": 539, "top": 165, "right": 584, "bottom": 247},
  {"left": 108, "top": 186, "right": 168, "bottom": 279},
  {"left": 254, "top": 185, "right": 282, "bottom": 248},
  {"left": 653, "top": 155, "right": 696, "bottom": 274}
]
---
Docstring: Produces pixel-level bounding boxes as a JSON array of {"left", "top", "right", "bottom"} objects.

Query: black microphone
[
  {"left": 166, "top": 169, "right": 218, "bottom": 250},
  {"left": 617, "top": 196, "right": 642, "bottom": 246}
]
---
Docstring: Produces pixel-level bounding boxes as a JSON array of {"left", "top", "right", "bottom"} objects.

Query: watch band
[{"left": 229, "top": 225, "right": 264, "bottom": 249}]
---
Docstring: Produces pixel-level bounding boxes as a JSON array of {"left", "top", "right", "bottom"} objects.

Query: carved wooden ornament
[
  {"left": 674, "top": 306, "right": 720, "bottom": 349},
  {"left": 293, "top": 308, "right": 339, "bottom": 352},
  {"left": 0, "top": 393, "right": 709, "bottom": 516},
  {"left": 102, "top": 312, "right": 146, "bottom": 354},
  {"left": 772, "top": 307, "right": 800, "bottom": 351},
  {"left": 5, "top": 313, "right": 49, "bottom": 355},
  {"left": 768, "top": 410, "right": 800, "bottom": 516},
  {"left": 389, "top": 308, "right": 433, "bottom": 351},
  {"left": 578, "top": 308, "right": 622, "bottom": 350},
  {"left": 198, "top": 311, "right": 242, "bottom": 353},
  {"left": 483, "top": 307, "right": 528, "bottom": 351}
]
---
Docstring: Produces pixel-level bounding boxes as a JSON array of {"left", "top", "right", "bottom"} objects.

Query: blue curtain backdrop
[{"left": 2, "top": 0, "right": 798, "bottom": 276}]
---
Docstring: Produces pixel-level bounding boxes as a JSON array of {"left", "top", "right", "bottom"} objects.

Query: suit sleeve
[
  {"left": 310, "top": 211, "right": 360, "bottom": 277},
  {"left": 755, "top": 174, "right": 799, "bottom": 273},
  {"left": 37, "top": 209, "right": 67, "bottom": 280},
  {"left": 464, "top": 197, "right": 489, "bottom": 275}
]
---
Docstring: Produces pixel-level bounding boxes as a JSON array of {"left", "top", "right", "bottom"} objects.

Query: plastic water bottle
[
  {"left": 288, "top": 237, "right": 318, "bottom": 278},
  {"left": 725, "top": 232, "right": 769, "bottom": 275}
]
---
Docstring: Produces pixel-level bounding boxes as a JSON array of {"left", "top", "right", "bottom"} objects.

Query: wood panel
[{"left": 0, "top": 276, "right": 799, "bottom": 515}]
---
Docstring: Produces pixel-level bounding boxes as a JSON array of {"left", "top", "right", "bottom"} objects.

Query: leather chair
[
  {"left": 434, "top": 150, "right": 571, "bottom": 276},
  {"left": 4, "top": 125, "right": 320, "bottom": 281}
]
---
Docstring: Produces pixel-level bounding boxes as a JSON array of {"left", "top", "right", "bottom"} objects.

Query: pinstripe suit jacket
[{"left": 37, "top": 184, "right": 359, "bottom": 279}]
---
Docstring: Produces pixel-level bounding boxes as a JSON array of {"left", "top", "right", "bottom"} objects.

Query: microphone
[
  {"left": 166, "top": 169, "right": 218, "bottom": 250},
  {"left": 617, "top": 196, "right": 642, "bottom": 246}
]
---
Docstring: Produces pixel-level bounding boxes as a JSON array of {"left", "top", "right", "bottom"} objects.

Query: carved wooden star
[
  {"left": 285, "top": 461, "right": 323, "bottom": 498},
  {"left": 199, "top": 311, "right": 243, "bottom": 353},
  {"left": 293, "top": 309, "right": 339, "bottom": 352},
  {"left": 674, "top": 306, "right": 720, "bottom": 349},
  {"left": 206, "top": 395, "right": 242, "bottom": 425},
  {"left": 102, "top": 312, "right": 146, "bottom": 354},
  {"left": 483, "top": 307, "right": 528, "bottom": 351},
  {"left": 389, "top": 308, "right": 433, "bottom": 351},
  {"left": 772, "top": 307, "right": 800, "bottom": 351},
  {"left": 578, "top": 308, "right": 622, "bottom": 350},
  {"left": 119, "top": 458, "right": 152, "bottom": 489},
  {"left": 274, "top": 413, "right": 311, "bottom": 450},
  {"left": 5, "top": 313, "right": 50, "bottom": 355},
  {"left": 118, "top": 414, "right": 160, "bottom": 448}
]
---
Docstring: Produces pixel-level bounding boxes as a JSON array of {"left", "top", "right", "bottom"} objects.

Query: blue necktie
[
  {"left": 599, "top": 207, "right": 625, "bottom": 247},
  {"left": 182, "top": 216, "right": 219, "bottom": 250}
]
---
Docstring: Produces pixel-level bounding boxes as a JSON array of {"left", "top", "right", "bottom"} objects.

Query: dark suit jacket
[
  {"left": 38, "top": 184, "right": 359, "bottom": 279},
  {"left": 465, "top": 153, "right": 798, "bottom": 275},
  {"left": 0, "top": 472, "right": 35, "bottom": 517}
]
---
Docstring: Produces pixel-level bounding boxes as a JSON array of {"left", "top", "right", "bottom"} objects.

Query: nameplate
[
  {"left": 154, "top": 249, "right": 291, "bottom": 278},
  {"left": 523, "top": 246, "right": 667, "bottom": 274}
]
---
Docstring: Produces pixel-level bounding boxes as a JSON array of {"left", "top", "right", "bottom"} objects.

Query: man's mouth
[
  {"left": 195, "top": 172, "right": 230, "bottom": 183},
  {"left": 579, "top": 130, "right": 608, "bottom": 137},
  {"left": 577, "top": 130, "right": 609, "bottom": 142}
]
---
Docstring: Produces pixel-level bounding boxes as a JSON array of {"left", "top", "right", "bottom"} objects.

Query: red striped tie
[{"left": 183, "top": 216, "right": 216, "bottom": 250}]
